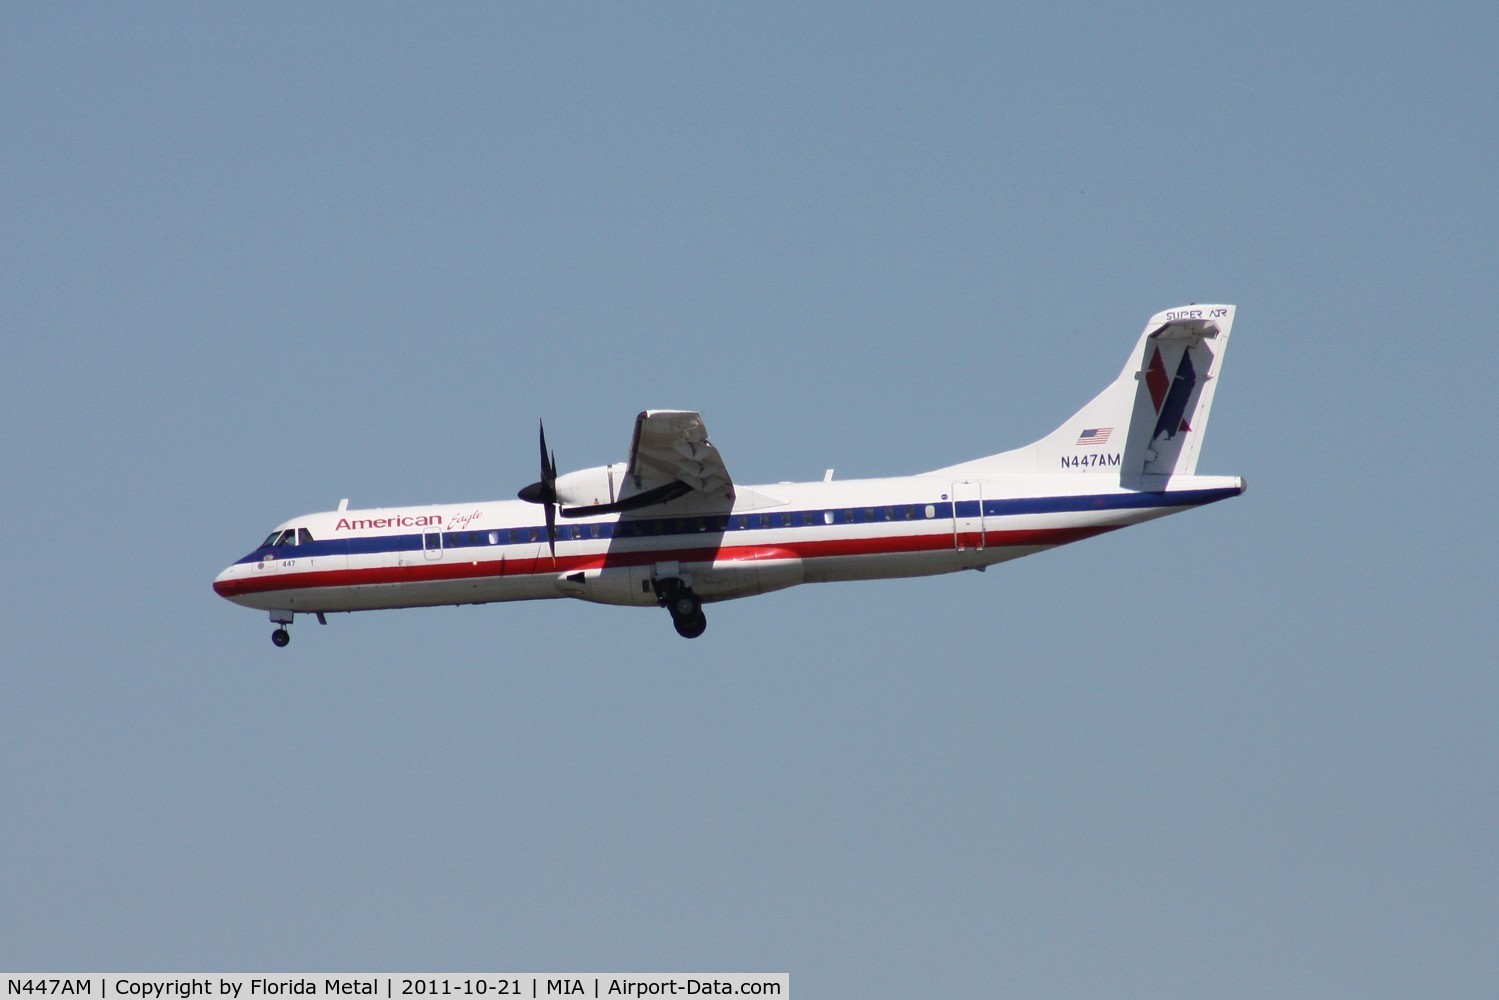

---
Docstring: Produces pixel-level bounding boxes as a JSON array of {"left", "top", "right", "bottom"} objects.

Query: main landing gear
[{"left": 654, "top": 579, "right": 707, "bottom": 639}]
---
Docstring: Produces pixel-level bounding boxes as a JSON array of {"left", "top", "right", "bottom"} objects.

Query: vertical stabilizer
[
  {"left": 1124, "top": 305, "right": 1236, "bottom": 476},
  {"left": 929, "top": 304, "right": 1237, "bottom": 479}
]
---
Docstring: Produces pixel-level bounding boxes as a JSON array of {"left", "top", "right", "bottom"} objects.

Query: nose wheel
[
  {"left": 267, "top": 609, "right": 314, "bottom": 648},
  {"left": 655, "top": 579, "right": 708, "bottom": 639}
]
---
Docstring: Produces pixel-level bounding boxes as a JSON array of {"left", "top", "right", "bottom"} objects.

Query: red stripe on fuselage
[{"left": 211, "top": 524, "right": 1118, "bottom": 600}]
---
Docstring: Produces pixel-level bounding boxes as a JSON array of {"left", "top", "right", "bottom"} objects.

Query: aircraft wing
[{"left": 623, "top": 409, "right": 735, "bottom": 507}]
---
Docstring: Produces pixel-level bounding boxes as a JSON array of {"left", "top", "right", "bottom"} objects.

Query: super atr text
[{"left": 7, "top": 978, "right": 787, "bottom": 1000}]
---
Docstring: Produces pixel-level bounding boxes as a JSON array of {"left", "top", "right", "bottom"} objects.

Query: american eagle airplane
[{"left": 214, "top": 304, "right": 1244, "bottom": 645}]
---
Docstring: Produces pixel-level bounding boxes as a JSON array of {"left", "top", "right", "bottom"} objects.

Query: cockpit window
[
  {"left": 262, "top": 529, "right": 299, "bottom": 548},
  {"left": 298, "top": 528, "right": 315, "bottom": 545}
]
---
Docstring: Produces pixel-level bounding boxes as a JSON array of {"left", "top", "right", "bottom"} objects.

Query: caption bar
[{"left": 5, "top": 978, "right": 786, "bottom": 1000}]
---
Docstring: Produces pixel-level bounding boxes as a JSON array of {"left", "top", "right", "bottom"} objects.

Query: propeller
[{"left": 516, "top": 420, "right": 559, "bottom": 559}]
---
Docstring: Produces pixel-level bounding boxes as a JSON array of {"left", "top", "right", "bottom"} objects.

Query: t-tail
[{"left": 932, "top": 304, "right": 1238, "bottom": 480}]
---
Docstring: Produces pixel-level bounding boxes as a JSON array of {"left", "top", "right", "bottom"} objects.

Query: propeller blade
[
  {"left": 544, "top": 497, "right": 557, "bottom": 560},
  {"left": 541, "top": 422, "right": 557, "bottom": 482},
  {"left": 518, "top": 421, "right": 559, "bottom": 504}
]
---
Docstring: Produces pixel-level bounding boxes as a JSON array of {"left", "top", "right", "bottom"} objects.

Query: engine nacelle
[
  {"left": 555, "top": 564, "right": 657, "bottom": 606},
  {"left": 553, "top": 463, "right": 627, "bottom": 509}
]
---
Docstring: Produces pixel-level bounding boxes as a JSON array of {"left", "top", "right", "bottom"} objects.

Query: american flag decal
[{"left": 1076, "top": 427, "right": 1113, "bottom": 446}]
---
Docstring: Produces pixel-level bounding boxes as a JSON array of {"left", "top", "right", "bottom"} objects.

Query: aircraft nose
[{"left": 212, "top": 563, "right": 240, "bottom": 599}]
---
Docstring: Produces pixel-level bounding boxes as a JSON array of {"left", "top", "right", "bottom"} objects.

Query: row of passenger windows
[
  {"left": 434, "top": 503, "right": 943, "bottom": 549},
  {"left": 265, "top": 503, "right": 946, "bottom": 551}
]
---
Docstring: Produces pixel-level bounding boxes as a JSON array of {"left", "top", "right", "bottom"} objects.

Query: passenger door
[{"left": 951, "top": 481, "right": 985, "bottom": 551}]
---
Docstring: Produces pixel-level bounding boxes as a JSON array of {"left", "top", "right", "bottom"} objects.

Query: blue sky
[{"left": 4, "top": 4, "right": 1495, "bottom": 996}]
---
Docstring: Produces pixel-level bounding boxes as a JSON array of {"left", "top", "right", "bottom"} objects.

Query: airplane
[{"left": 214, "top": 304, "right": 1244, "bottom": 645}]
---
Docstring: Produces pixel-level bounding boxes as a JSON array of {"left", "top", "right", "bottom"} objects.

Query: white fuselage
[{"left": 213, "top": 472, "right": 1244, "bottom": 617}]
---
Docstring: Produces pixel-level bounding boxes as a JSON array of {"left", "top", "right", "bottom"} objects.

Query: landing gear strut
[{"left": 655, "top": 578, "right": 708, "bottom": 639}]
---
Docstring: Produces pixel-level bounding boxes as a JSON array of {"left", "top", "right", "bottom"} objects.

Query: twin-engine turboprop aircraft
[{"left": 214, "top": 305, "right": 1245, "bottom": 645}]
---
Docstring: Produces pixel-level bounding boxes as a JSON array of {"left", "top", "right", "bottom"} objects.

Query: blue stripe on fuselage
[{"left": 234, "top": 486, "right": 1239, "bottom": 565}]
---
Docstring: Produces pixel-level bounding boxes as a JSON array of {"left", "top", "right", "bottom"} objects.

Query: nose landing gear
[
  {"left": 267, "top": 610, "right": 326, "bottom": 647},
  {"left": 654, "top": 578, "right": 708, "bottom": 639}
]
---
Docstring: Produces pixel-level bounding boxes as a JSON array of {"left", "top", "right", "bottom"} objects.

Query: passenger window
[
  {"left": 823, "top": 511, "right": 834, "bottom": 525},
  {"left": 925, "top": 504, "right": 937, "bottom": 518}
]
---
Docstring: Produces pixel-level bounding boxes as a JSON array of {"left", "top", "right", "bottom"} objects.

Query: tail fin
[{"left": 930, "top": 304, "right": 1237, "bottom": 479}]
